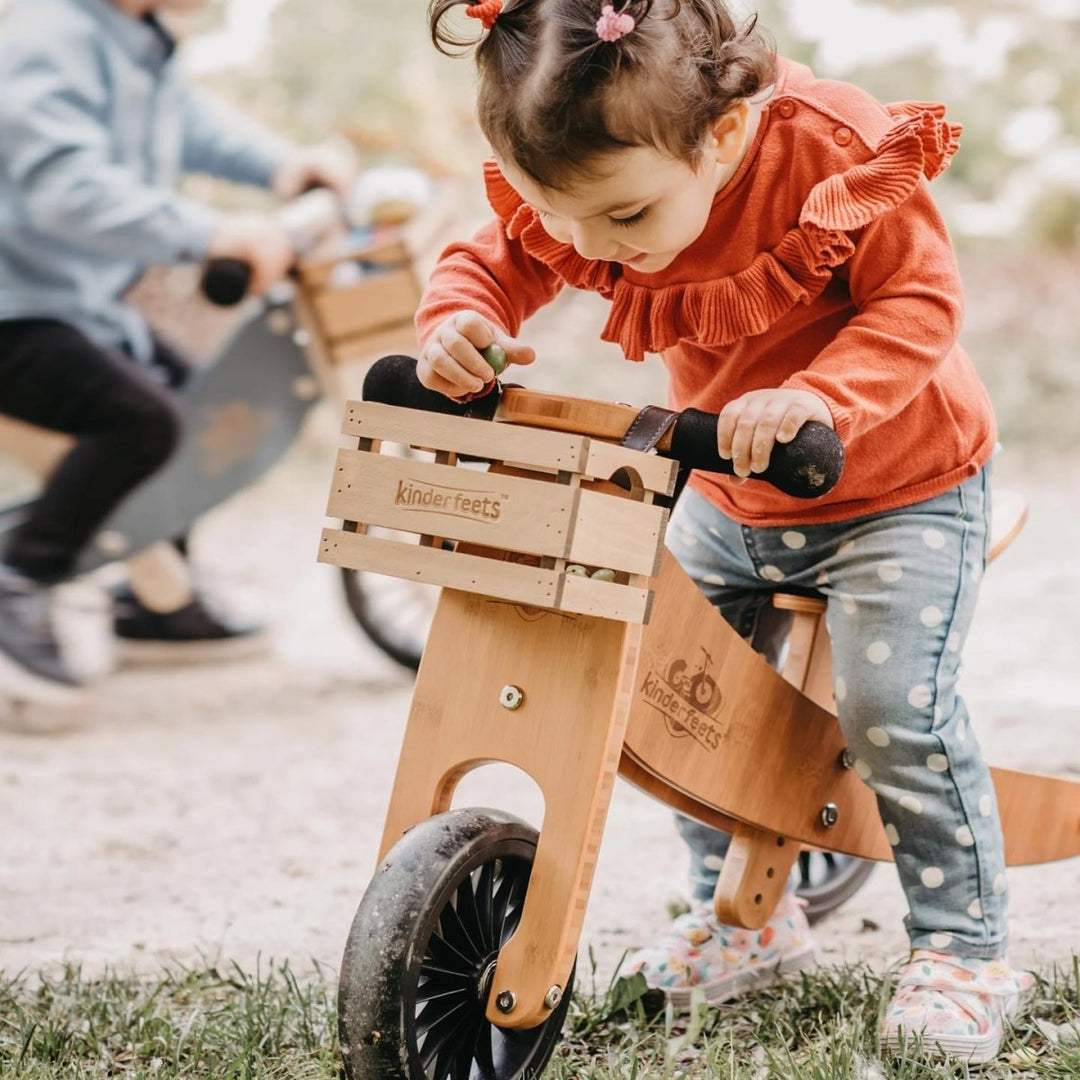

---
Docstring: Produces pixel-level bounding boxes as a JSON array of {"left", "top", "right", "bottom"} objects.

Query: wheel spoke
[
  {"left": 426, "top": 929, "right": 476, "bottom": 973},
  {"left": 415, "top": 977, "right": 472, "bottom": 1006},
  {"left": 495, "top": 870, "right": 529, "bottom": 946},
  {"left": 440, "top": 889, "right": 483, "bottom": 962},
  {"left": 417, "top": 998, "right": 471, "bottom": 1074},
  {"left": 452, "top": 875, "right": 486, "bottom": 958},
  {"left": 419, "top": 960, "right": 475, "bottom": 985},
  {"left": 451, "top": 1022, "right": 482, "bottom": 1080},
  {"left": 475, "top": 861, "right": 497, "bottom": 952}
]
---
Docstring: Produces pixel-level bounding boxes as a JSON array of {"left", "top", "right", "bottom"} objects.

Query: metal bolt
[
  {"left": 544, "top": 985, "right": 563, "bottom": 1010},
  {"left": 499, "top": 685, "right": 524, "bottom": 711},
  {"left": 820, "top": 802, "right": 840, "bottom": 828},
  {"left": 495, "top": 990, "right": 516, "bottom": 1014},
  {"left": 838, "top": 748, "right": 855, "bottom": 770}
]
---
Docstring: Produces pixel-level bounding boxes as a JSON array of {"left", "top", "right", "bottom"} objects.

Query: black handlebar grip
[
  {"left": 669, "top": 409, "right": 844, "bottom": 498},
  {"left": 200, "top": 257, "right": 252, "bottom": 307},
  {"left": 362, "top": 356, "right": 843, "bottom": 497},
  {"left": 362, "top": 354, "right": 501, "bottom": 420}
]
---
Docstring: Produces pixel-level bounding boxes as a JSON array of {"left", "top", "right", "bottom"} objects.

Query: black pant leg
[{"left": 0, "top": 319, "right": 183, "bottom": 583}]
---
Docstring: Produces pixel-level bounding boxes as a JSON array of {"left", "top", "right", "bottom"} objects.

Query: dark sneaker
[
  {"left": 111, "top": 583, "right": 270, "bottom": 665},
  {"left": 0, "top": 565, "right": 86, "bottom": 706}
]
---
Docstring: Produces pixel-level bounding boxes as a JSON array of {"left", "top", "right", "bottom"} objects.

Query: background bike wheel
[
  {"left": 795, "top": 850, "right": 876, "bottom": 923},
  {"left": 340, "top": 561, "right": 435, "bottom": 671},
  {"left": 338, "top": 808, "right": 574, "bottom": 1080}
]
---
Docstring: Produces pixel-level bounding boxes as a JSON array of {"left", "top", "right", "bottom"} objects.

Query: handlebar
[
  {"left": 199, "top": 187, "right": 346, "bottom": 307},
  {"left": 362, "top": 355, "right": 844, "bottom": 499}
]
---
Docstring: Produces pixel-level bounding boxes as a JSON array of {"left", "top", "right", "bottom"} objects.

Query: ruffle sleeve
[{"left": 481, "top": 102, "right": 962, "bottom": 362}]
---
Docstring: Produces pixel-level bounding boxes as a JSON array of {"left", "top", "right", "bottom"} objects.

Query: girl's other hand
[
  {"left": 716, "top": 388, "right": 834, "bottom": 482},
  {"left": 418, "top": 311, "right": 535, "bottom": 399}
]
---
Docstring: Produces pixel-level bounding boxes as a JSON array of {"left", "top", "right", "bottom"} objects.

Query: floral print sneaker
[
  {"left": 624, "top": 892, "right": 816, "bottom": 1009},
  {"left": 882, "top": 949, "right": 1035, "bottom": 1064}
]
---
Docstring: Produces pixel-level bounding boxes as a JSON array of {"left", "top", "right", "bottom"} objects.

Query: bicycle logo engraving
[
  {"left": 393, "top": 478, "right": 504, "bottom": 522},
  {"left": 638, "top": 646, "right": 728, "bottom": 750}
]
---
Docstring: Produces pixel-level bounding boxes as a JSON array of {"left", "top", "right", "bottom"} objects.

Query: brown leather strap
[{"left": 619, "top": 404, "right": 679, "bottom": 453}]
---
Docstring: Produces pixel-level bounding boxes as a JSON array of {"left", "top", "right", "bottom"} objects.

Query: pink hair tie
[
  {"left": 466, "top": 0, "right": 503, "bottom": 30},
  {"left": 596, "top": 3, "right": 635, "bottom": 41}
]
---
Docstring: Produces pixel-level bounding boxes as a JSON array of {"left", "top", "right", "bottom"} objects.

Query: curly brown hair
[{"left": 430, "top": 0, "right": 776, "bottom": 189}]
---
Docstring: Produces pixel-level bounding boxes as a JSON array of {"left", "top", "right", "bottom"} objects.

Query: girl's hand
[
  {"left": 418, "top": 311, "right": 535, "bottom": 399},
  {"left": 716, "top": 388, "right": 834, "bottom": 482}
]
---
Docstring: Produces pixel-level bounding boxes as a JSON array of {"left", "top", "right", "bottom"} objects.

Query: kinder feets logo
[
  {"left": 638, "top": 646, "right": 728, "bottom": 751},
  {"left": 393, "top": 478, "right": 504, "bottom": 522}
]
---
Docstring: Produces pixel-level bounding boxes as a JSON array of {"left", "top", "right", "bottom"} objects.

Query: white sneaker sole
[
  {"left": 114, "top": 631, "right": 272, "bottom": 667},
  {"left": 0, "top": 649, "right": 87, "bottom": 708},
  {"left": 665, "top": 945, "right": 818, "bottom": 1009},
  {"left": 881, "top": 988, "right": 1031, "bottom": 1065}
]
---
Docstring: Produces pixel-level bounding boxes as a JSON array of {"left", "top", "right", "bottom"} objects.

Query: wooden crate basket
[
  {"left": 294, "top": 236, "right": 422, "bottom": 368},
  {"left": 318, "top": 401, "right": 679, "bottom": 623}
]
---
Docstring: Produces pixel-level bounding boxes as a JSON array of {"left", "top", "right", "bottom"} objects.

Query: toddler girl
[{"left": 416, "top": 0, "right": 1032, "bottom": 1063}]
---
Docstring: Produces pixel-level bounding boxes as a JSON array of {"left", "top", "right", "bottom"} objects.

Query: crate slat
[
  {"left": 569, "top": 490, "right": 668, "bottom": 577},
  {"left": 342, "top": 401, "right": 588, "bottom": 474},
  {"left": 328, "top": 449, "right": 573, "bottom": 559},
  {"left": 312, "top": 268, "right": 421, "bottom": 342},
  {"left": 318, "top": 528, "right": 653, "bottom": 622},
  {"left": 342, "top": 401, "right": 678, "bottom": 494}
]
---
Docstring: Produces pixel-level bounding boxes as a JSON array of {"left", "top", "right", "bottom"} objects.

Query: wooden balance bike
[
  {"left": 0, "top": 188, "right": 429, "bottom": 676},
  {"left": 321, "top": 355, "right": 1080, "bottom": 1080}
]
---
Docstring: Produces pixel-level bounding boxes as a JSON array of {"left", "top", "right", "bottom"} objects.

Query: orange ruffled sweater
[{"left": 415, "top": 60, "right": 997, "bottom": 526}]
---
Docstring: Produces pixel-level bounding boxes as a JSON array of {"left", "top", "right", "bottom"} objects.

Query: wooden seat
[{"left": 988, "top": 487, "right": 1028, "bottom": 563}]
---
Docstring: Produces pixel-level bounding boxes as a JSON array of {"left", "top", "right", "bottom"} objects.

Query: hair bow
[
  {"left": 596, "top": 3, "right": 635, "bottom": 41},
  {"left": 466, "top": 0, "right": 503, "bottom": 29}
]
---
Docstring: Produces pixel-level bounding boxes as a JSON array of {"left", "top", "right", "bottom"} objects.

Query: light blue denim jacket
[{"left": 0, "top": 0, "right": 292, "bottom": 360}]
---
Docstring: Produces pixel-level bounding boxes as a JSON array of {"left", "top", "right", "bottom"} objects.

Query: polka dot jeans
[{"left": 668, "top": 467, "right": 1009, "bottom": 959}]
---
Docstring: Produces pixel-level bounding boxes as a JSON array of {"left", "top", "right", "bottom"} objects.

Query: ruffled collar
[{"left": 483, "top": 102, "right": 961, "bottom": 362}]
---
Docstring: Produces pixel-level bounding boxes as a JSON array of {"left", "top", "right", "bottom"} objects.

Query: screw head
[
  {"left": 495, "top": 990, "right": 516, "bottom": 1014},
  {"left": 499, "top": 685, "right": 524, "bottom": 710},
  {"left": 820, "top": 802, "right": 840, "bottom": 828},
  {"left": 838, "top": 748, "right": 855, "bottom": 770},
  {"left": 544, "top": 985, "right": 563, "bottom": 1010}
]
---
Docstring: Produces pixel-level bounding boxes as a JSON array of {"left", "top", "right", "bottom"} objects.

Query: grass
[{"left": 2, "top": 954, "right": 1079, "bottom": 1079}]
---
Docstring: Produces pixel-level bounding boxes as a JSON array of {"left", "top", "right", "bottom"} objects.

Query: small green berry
[
  {"left": 591, "top": 568, "right": 616, "bottom": 582},
  {"left": 481, "top": 343, "right": 508, "bottom": 375},
  {"left": 565, "top": 564, "right": 588, "bottom": 576}
]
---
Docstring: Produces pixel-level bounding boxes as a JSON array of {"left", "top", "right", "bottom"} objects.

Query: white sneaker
[{"left": 625, "top": 892, "right": 817, "bottom": 1009}]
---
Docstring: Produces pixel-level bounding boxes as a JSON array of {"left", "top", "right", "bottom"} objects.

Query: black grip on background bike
[
  {"left": 670, "top": 408, "right": 843, "bottom": 498},
  {"left": 200, "top": 258, "right": 252, "bottom": 307},
  {"left": 362, "top": 354, "right": 501, "bottom": 420}
]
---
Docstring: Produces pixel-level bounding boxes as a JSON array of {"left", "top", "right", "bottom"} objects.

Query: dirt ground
[{"left": 1, "top": 286, "right": 1079, "bottom": 992}]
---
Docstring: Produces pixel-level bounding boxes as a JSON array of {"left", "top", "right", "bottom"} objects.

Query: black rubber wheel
[
  {"left": 340, "top": 562, "right": 434, "bottom": 672},
  {"left": 338, "top": 808, "right": 575, "bottom": 1080},
  {"left": 795, "top": 850, "right": 876, "bottom": 923}
]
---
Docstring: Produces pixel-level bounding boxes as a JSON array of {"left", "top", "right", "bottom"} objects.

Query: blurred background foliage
[{"left": 9, "top": 0, "right": 1078, "bottom": 447}]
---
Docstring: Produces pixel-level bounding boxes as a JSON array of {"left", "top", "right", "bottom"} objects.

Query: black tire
[
  {"left": 340, "top": 564, "right": 434, "bottom": 672},
  {"left": 795, "top": 850, "right": 876, "bottom": 923},
  {"left": 338, "top": 808, "right": 574, "bottom": 1080}
]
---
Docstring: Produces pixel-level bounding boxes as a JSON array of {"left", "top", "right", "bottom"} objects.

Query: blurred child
[
  {"left": 414, "top": 0, "right": 1032, "bottom": 1064},
  {"left": 0, "top": 0, "right": 355, "bottom": 704}
]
